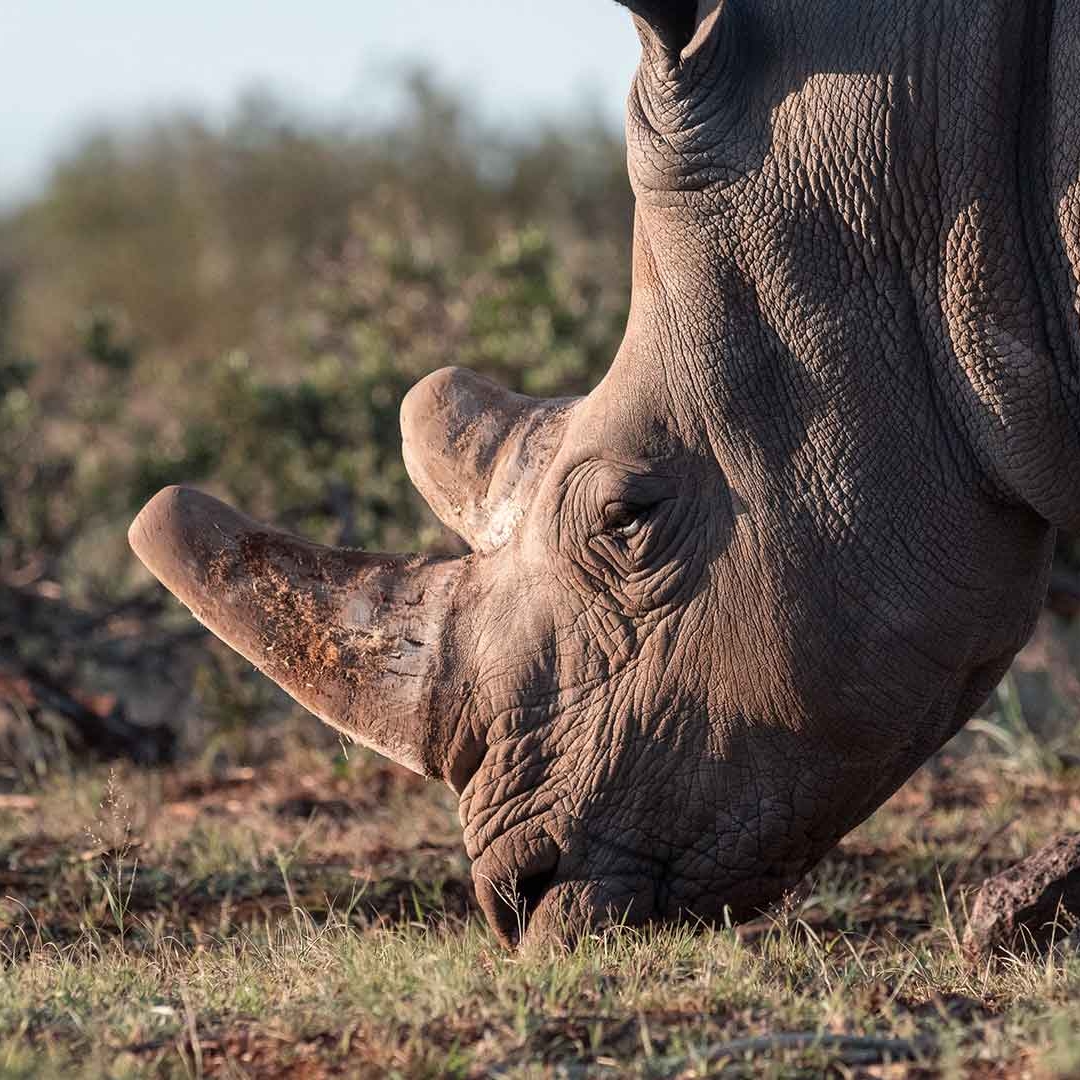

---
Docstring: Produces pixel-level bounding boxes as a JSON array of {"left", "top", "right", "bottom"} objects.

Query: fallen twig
[
  {"left": 488, "top": 1029, "right": 933, "bottom": 1077},
  {"left": 694, "top": 1032, "right": 929, "bottom": 1066}
]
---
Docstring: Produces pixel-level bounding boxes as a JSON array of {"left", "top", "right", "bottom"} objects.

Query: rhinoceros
[{"left": 129, "top": 0, "right": 1080, "bottom": 947}]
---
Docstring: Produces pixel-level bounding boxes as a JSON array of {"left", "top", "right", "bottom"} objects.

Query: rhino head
[{"left": 130, "top": 0, "right": 1080, "bottom": 946}]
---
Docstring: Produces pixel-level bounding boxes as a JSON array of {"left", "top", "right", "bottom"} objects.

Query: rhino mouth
[
  {"left": 483, "top": 874, "right": 654, "bottom": 950},
  {"left": 482, "top": 863, "right": 563, "bottom": 949}
]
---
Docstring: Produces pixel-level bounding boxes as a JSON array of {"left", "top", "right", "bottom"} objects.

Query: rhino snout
[{"left": 470, "top": 834, "right": 662, "bottom": 949}]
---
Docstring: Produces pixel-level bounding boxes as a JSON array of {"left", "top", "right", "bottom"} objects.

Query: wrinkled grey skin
[{"left": 129, "top": 0, "right": 1080, "bottom": 947}]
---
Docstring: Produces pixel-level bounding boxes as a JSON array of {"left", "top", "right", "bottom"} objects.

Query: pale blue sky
[{"left": 1, "top": 1, "right": 641, "bottom": 206}]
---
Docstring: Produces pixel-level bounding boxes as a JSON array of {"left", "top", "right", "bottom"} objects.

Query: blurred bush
[{"left": 0, "top": 78, "right": 632, "bottom": 768}]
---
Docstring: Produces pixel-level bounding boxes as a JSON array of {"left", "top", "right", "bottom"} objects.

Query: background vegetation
[{"left": 0, "top": 78, "right": 632, "bottom": 768}]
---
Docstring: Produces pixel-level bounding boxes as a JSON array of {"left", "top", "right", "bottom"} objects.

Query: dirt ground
[{"left": 1, "top": 724, "right": 1079, "bottom": 1078}]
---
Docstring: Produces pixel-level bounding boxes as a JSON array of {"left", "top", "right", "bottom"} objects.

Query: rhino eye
[{"left": 601, "top": 502, "right": 651, "bottom": 539}]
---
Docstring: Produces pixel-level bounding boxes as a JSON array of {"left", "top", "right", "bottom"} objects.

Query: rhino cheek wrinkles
[{"left": 130, "top": 0, "right": 1077, "bottom": 947}]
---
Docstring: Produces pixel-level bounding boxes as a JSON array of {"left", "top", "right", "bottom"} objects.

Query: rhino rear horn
[
  {"left": 129, "top": 486, "right": 462, "bottom": 777},
  {"left": 400, "top": 366, "right": 573, "bottom": 553}
]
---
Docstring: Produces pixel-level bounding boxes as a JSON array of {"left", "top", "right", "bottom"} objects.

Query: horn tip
[
  {"left": 129, "top": 484, "right": 214, "bottom": 592},
  {"left": 129, "top": 484, "right": 179, "bottom": 561}
]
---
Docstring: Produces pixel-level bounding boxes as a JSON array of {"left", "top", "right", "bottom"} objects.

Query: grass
[{"left": 2, "top": 724, "right": 1080, "bottom": 1078}]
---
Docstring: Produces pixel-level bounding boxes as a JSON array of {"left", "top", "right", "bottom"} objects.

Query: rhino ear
[
  {"left": 618, "top": 0, "right": 697, "bottom": 52},
  {"left": 620, "top": 0, "right": 726, "bottom": 64}
]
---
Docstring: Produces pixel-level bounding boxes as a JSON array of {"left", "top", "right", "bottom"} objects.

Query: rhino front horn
[{"left": 129, "top": 486, "right": 463, "bottom": 777}]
